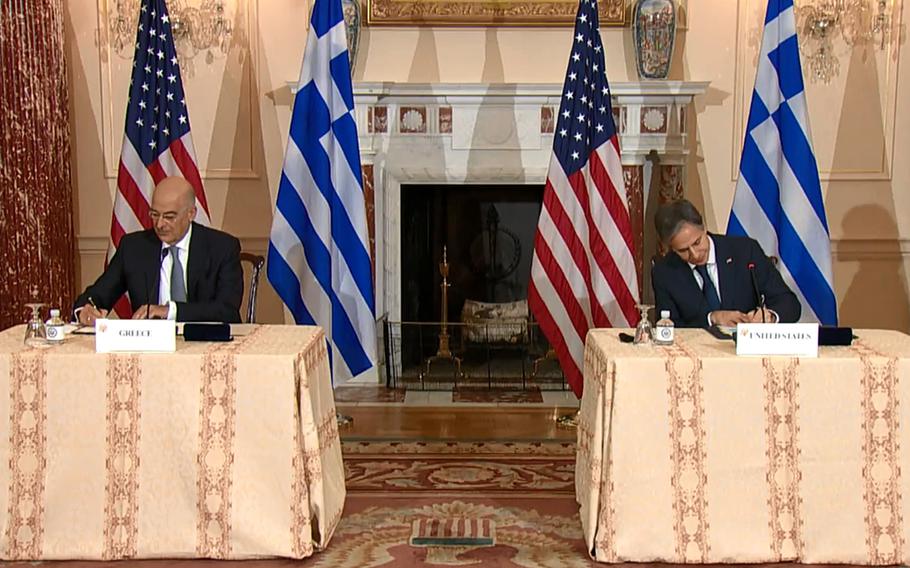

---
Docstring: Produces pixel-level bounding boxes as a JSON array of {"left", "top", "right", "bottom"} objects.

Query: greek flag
[
  {"left": 267, "top": 0, "right": 376, "bottom": 384},
  {"left": 728, "top": 0, "right": 838, "bottom": 325}
]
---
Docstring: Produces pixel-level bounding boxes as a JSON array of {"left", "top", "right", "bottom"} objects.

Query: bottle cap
[
  {"left": 50, "top": 309, "right": 60, "bottom": 317},
  {"left": 660, "top": 310, "right": 670, "bottom": 318}
]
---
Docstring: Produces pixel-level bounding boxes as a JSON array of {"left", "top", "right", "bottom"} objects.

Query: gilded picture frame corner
[{"left": 365, "top": 0, "right": 627, "bottom": 27}]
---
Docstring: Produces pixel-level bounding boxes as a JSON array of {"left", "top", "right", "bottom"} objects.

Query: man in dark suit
[
  {"left": 651, "top": 199, "right": 800, "bottom": 328},
  {"left": 74, "top": 177, "right": 243, "bottom": 324}
]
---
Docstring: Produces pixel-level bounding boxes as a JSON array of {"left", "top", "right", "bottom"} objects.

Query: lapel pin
[{"left": 726, "top": 257, "right": 733, "bottom": 264}]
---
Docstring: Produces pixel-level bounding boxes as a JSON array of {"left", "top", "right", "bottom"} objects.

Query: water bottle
[
  {"left": 45, "top": 309, "right": 65, "bottom": 344},
  {"left": 654, "top": 310, "right": 674, "bottom": 346}
]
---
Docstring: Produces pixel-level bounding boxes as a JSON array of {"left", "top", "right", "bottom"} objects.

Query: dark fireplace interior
[
  {"left": 400, "top": 184, "right": 544, "bottom": 324},
  {"left": 386, "top": 183, "right": 563, "bottom": 388}
]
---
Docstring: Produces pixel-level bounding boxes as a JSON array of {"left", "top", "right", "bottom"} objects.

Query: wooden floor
[{"left": 337, "top": 404, "right": 577, "bottom": 441}]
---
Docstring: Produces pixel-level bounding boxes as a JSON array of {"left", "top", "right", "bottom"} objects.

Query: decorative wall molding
[
  {"left": 364, "top": 0, "right": 691, "bottom": 28},
  {"left": 77, "top": 236, "right": 108, "bottom": 254},
  {"left": 830, "top": 239, "right": 910, "bottom": 260},
  {"left": 96, "top": 0, "right": 262, "bottom": 180},
  {"left": 366, "top": 0, "right": 625, "bottom": 27},
  {"left": 78, "top": 235, "right": 269, "bottom": 255}
]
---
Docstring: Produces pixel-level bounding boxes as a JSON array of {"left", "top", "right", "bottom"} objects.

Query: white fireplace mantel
[
  {"left": 353, "top": 81, "right": 709, "bottom": 98},
  {"left": 352, "top": 81, "right": 709, "bottom": 169},
  {"left": 345, "top": 81, "right": 710, "bottom": 321}
]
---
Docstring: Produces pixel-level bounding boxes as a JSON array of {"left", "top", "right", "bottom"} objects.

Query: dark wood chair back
[{"left": 239, "top": 252, "right": 265, "bottom": 323}]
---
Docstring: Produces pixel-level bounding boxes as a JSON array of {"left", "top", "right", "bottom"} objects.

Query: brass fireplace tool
[{"left": 420, "top": 246, "right": 464, "bottom": 382}]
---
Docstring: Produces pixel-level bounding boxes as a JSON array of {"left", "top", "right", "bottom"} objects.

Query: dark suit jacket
[
  {"left": 74, "top": 223, "right": 243, "bottom": 323},
  {"left": 651, "top": 233, "right": 801, "bottom": 328}
]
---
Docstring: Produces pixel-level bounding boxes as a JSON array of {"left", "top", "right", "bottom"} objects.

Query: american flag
[
  {"left": 110, "top": 0, "right": 210, "bottom": 316},
  {"left": 528, "top": 0, "right": 639, "bottom": 397}
]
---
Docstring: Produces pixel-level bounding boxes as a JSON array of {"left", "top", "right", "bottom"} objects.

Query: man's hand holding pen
[{"left": 78, "top": 297, "right": 108, "bottom": 326}]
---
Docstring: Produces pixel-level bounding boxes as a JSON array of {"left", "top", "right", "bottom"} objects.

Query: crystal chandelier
[
  {"left": 107, "top": 0, "right": 234, "bottom": 62},
  {"left": 796, "top": 0, "right": 892, "bottom": 83}
]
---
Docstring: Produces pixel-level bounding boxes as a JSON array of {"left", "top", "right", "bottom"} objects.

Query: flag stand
[{"left": 535, "top": 348, "right": 577, "bottom": 425}]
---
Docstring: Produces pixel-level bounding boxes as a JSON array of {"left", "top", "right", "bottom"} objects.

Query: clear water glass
[
  {"left": 633, "top": 303, "right": 654, "bottom": 345},
  {"left": 23, "top": 303, "right": 48, "bottom": 347}
]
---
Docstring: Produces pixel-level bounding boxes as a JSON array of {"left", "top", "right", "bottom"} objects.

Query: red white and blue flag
[
  {"left": 110, "top": 0, "right": 211, "bottom": 315},
  {"left": 528, "top": 0, "right": 639, "bottom": 397}
]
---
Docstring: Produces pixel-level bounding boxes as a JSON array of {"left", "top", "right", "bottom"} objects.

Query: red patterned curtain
[{"left": 0, "top": 0, "right": 75, "bottom": 330}]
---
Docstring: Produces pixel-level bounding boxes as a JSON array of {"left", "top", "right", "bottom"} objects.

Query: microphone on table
[{"left": 747, "top": 262, "right": 766, "bottom": 323}]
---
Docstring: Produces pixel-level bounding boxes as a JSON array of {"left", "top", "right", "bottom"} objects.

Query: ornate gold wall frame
[{"left": 366, "top": 0, "right": 626, "bottom": 26}]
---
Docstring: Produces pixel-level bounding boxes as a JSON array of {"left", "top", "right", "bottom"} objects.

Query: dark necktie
[
  {"left": 169, "top": 247, "right": 187, "bottom": 303},
  {"left": 694, "top": 264, "right": 721, "bottom": 312}
]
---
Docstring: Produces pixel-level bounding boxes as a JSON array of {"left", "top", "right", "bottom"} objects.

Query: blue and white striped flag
[
  {"left": 728, "top": 0, "right": 838, "bottom": 325},
  {"left": 267, "top": 0, "right": 376, "bottom": 384}
]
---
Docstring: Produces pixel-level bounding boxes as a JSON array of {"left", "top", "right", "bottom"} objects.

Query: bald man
[{"left": 74, "top": 177, "right": 243, "bottom": 324}]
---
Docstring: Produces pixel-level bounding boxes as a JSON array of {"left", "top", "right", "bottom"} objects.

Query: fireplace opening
[
  {"left": 389, "top": 183, "right": 564, "bottom": 390},
  {"left": 400, "top": 184, "right": 544, "bottom": 325}
]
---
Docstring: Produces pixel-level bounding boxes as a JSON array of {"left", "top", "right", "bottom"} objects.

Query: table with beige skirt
[
  {"left": 577, "top": 328, "right": 910, "bottom": 564},
  {"left": 0, "top": 324, "right": 344, "bottom": 560}
]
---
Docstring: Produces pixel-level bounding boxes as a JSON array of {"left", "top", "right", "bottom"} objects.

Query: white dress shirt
[
  {"left": 159, "top": 224, "right": 192, "bottom": 321},
  {"left": 687, "top": 235, "right": 721, "bottom": 326}
]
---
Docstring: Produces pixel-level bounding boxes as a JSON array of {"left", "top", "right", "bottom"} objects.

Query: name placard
[
  {"left": 736, "top": 323, "right": 819, "bottom": 357},
  {"left": 95, "top": 319, "right": 177, "bottom": 353}
]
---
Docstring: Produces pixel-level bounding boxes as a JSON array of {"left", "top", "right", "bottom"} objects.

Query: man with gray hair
[
  {"left": 651, "top": 199, "right": 800, "bottom": 328},
  {"left": 74, "top": 176, "right": 243, "bottom": 324}
]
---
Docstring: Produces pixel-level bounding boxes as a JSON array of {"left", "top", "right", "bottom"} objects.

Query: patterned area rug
[
  {"left": 343, "top": 440, "right": 575, "bottom": 495},
  {"left": 300, "top": 439, "right": 592, "bottom": 566},
  {"left": 301, "top": 496, "right": 595, "bottom": 567},
  {"left": 451, "top": 387, "right": 544, "bottom": 403}
]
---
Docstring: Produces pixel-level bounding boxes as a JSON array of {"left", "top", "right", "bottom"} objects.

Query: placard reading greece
[{"left": 95, "top": 319, "right": 177, "bottom": 353}]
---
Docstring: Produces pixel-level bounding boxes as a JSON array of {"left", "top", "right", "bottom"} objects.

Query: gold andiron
[{"left": 420, "top": 246, "right": 464, "bottom": 381}]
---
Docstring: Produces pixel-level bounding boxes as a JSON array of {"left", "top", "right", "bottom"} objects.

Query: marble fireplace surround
[{"left": 353, "top": 81, "right": 709, "bottom": 321}]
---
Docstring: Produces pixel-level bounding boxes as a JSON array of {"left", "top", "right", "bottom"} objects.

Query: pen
[{"left": 87, "top": 296, "right": 98, "bottom": 310}]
